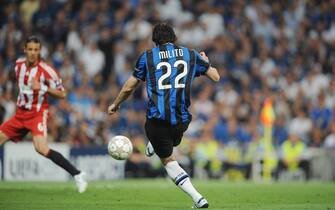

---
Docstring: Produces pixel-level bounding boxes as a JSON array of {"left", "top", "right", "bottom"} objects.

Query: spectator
[
  {"left": 276, "top": 133, "right": 310, "bottom": 180},
  {"left": 324, "top": 122, "right": 335, "bottom": 149},
  {"left": 19, "top": 0, "right": 40, "bottom": 29},
  {"left": 194, "top": 128, "right": 222, "bottom": 179},
  {"left": 79, "top": 40, "right": 105, "bottom": 78},
  {"left": 310, "top": 93, "right": 333, "bottom": 130},
  {"left": 288, "top": 106, "right": 312, "bottom": 143}
]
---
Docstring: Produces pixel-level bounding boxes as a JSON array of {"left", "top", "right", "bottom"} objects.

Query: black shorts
[{"left": 144, "top": 119, "right": 189, "bottom": 158}]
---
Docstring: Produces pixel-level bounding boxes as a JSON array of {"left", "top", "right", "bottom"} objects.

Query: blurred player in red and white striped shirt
[{"left": 0, "top": 36, "right": 87, "bottom": 192}]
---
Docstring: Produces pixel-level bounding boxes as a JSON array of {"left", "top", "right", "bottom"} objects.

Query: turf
[{"left": 0, "top": 179, "right": 334, "bottom": 210}]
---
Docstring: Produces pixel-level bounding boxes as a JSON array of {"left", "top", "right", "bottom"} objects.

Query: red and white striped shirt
[{"left": 15, "top": 58, "right": 64, "bottom": 115}]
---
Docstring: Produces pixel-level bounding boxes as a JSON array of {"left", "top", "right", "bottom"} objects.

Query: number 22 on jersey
[{"left": 157, "top": 60, "right": 188, "bottom": 90}]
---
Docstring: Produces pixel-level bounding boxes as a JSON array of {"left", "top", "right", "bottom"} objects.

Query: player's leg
[
  {"left": 161, "top": 155, "right": 208, "bottom": 208},
  {"left": 30, "top": 111, "right": 87, "bottom": 193},
  {"left": 32, "top": 135, "right": 88, "bottom": 192},
  {"left": 145, "top": 120, "right": 208, "bottom": 208},
  {"left": 166, "top": 123, "right": 208, "bottom": 208},
  {"left": 0, "top": 115, "right": 28, "bottom": 144},
  {"left": 0, "top": 131, "right": 9, "bottom": 145}
]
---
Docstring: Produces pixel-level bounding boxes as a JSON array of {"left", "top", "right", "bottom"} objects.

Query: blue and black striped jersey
[{"left": 133, "top": 43, "right": 210, "bottom": 125}]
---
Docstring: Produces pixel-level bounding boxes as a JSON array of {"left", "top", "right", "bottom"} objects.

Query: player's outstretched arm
[
  {"left": 108, "top": 75, "right": 141, "bottom": 115},
  {"left": 199, "top": 52, "right": 220, "bottom": 82}
]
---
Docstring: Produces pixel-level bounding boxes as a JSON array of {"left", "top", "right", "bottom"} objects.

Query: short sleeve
[
  {"left": 41, "top": 65, "right": 64, "bottom": 91},
  {"left": 194, "top": 50, "right": 210, "bottom": 77},
  {"left": 133, "top": 52, "right": 146, "bottom": 81}
]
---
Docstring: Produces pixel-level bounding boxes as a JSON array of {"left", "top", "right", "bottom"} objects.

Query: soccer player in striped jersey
[
  {"left": 108, "top": 23, "right": 219, "bottom": 208},
  {"left": 0, "top": 36, "right": 87, "bottom": 193}
]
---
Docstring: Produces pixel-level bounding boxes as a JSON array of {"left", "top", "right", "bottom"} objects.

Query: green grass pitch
[{"left": 0, "top": 179, "right": 334, "bottom": 210}]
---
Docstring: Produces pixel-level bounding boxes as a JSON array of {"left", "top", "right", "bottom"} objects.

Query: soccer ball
[{"left": 108, "top": 135, "right": 133, "bottom": 160}]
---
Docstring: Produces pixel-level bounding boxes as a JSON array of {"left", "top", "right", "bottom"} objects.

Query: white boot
[
  {"left": 145, "top": 141, "right": 155, "bottom": 157},
  {"left": 192, "top": 197, "right": 209, "bottom": 209},
  {"left": 74, "top": 171, "right": 88, "bottom": 193}
]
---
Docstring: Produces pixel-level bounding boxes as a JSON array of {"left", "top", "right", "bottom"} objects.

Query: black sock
[{"left": 47, "top": 149, "right": 80, "bottom": 176}]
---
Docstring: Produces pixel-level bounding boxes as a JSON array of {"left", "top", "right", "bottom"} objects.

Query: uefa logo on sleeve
[{"left": 37, "top": 122, "right": 44, "bottom": 132}]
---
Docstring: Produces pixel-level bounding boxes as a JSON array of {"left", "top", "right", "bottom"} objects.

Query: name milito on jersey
[{"left": 158, "top": 48, "right": 183, "bottom": 60}]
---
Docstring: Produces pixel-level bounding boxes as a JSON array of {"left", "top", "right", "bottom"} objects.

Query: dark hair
[
  {"left": 24, "top": 36, "right": 41, "bottom": 47},
  {"left": 152, "top": 23, "right": 177, "bottom": 45}
]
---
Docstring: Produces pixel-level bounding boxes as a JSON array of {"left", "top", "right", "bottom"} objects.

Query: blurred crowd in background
[{"left": 0, "top": 0, "right": 335, "bottom": 180}]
